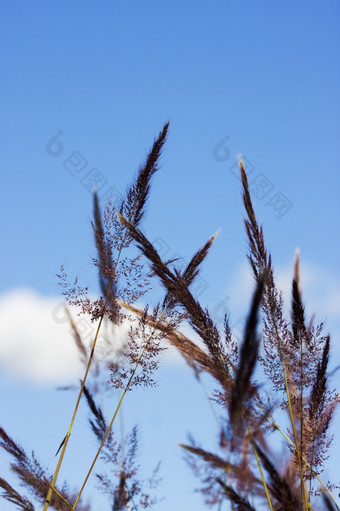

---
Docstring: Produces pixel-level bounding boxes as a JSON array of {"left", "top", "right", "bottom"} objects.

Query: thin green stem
[
  {"left": 300, "top": 337, "right": 305, "bottom": 506},
  {"left": 243, "top": 414, "right": 273, "bottom": 511},
  {"left": 43, "top": 478, "right": 72, "bottom": 509},
  {"left": 72, "top": 308, "right": 167, "bottom": 509},
  {"left": 267, "top": 416, "right": 339, "bottom": 510},
  {"left": 43, "top": 231, "right": 127, "bottom": 511},
  {"left": 282, "top": 362, "right": 308, "bottom": 511},
  {"left": 43, "top": 305, "right": 107, "bottom": 511},
  {"left": 42, "top": 435, "right": 71, "bottom": 510},
  {"left": 266, "top": 284, "right": 308, "bottom": 511},
  {"left": 72, "top": 340, "right": 152, "bottom": 509}
]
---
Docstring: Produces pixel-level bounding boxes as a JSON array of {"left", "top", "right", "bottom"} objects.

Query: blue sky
[{"left": 0, "top": 1, "right": 339, "bottom": 510}]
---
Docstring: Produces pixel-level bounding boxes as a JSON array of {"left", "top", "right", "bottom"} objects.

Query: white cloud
[
  {"left": 0, "top": 289, "right": 187, "bottom": 385},
  {"left": 0, "top": 289, "right": 127, "bottom": 384}
]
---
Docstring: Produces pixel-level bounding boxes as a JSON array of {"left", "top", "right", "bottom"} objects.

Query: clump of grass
[{"left": 0, "top": 123, "right": 339, "bottom": 511}]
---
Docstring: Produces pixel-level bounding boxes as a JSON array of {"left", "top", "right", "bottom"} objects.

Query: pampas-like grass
[{"left": 1, "top": 123, "right": 339, "bottom": 511}]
